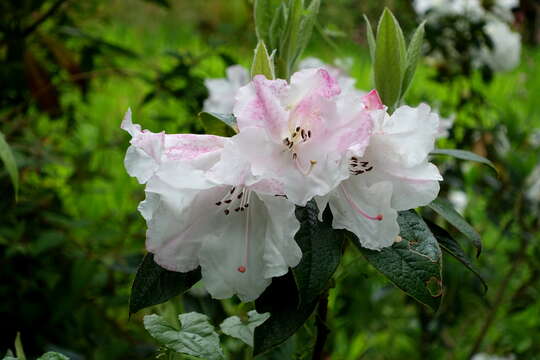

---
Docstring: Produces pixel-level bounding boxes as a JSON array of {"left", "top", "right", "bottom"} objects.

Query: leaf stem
[{"left": 312, "top": 290, "right": 330, "bottom": 360}]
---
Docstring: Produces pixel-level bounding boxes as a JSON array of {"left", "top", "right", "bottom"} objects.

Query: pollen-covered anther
[{"left": 237, "top": 266, "right": 246, "bottom": 273}]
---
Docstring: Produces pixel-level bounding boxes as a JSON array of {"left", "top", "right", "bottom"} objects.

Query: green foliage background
[{"left": 1, "top": 0, "right": 539, "bottom": 359}]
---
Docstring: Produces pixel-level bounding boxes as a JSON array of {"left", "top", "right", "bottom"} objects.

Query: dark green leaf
[
  {"left": 430, "top": 149, "right": 497, "bottom": 172},
  {"left": 0, "top": 131, "right": 19, "bottom": 201},
  {"left": 253, "top": 201, "right": 344, "bottom": 356},
  {"left": 198, "top": 112, "right": 238, "bottom": 136},
  {"left": 37, "top": 352, "right": 69, "bottom": 360},
  {"left": 293, "top": 0, "right": 320, "bottom": 65},
  {"left": 364, "top": 14, "right": 376, "bottom": 63},
  {"left": 428, "top": 198, "right": 482, "bottom": 256},
  {"left": 401, "top": 21, "right": 425, "bottom": 98},
  {"left": 129, "top": 254, "right": 201, "bottom": 315},
  {"left": 269, "top": 3, "right": 288, "bottom": 52},
  {"left": 426, "top": 221, "right": 487, "bottom": 293},
  {"left": 251, "top": 41, "right": 275, "bottom": 79},
  {"left": 374, "top": 8, "right": 406, "bottom": 111},
  {"left": 354, "top": 210, "right": 443, "bottom": 311}
]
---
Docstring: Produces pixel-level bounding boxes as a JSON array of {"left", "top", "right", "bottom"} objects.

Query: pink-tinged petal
[
  {"left": 121, "top": 108, "right": 141, "bottom": 136},
  {"left": 362, "top": 90, "right": 384, "bottom": 111},
  {"left": 163, "top": 134, "right": 226, "bottom": 162},
  {"left": 289, "top": 68, "right": 341, "bottom": 105},
  {"left": 234, "top": 75, "right": 289, "bottom": 140}
]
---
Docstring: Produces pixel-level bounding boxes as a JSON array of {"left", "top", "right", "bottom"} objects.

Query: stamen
[
  {"left": 340, "top": 184, "right": 383, "bottom": 221},
  {"left": 295, "top": 157, "right": 317, "bottom": 176},
  {"left": 295, "top": 126, "right": 300, "bottom": 132},
  {"left": 238, "top": 196, "right": 251, "bottom": 274},
  {"left": 307, "top": 130, "right": 311, "bottom": 138}
]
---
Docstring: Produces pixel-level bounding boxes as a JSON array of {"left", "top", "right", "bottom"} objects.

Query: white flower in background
[
  {"left": 413, "top": 0, "right": 484, "bottom": 17},
  {"left": 471, "top": 353, "right": 516, "bottom": 360},
  {"left": 525, "top": 163, "right": 540, "bottom": 204},
  {"left": 480, "top": 20, "right": 521, "bottom": 72},
  {"left": 298, "top": 57, "right": 364, "bottom": 98},
  {"left": 203, "top": 65, "right": 250, "bottom": 113},
  {"left": 122, "top": 110, "right": 302, "bottom": 302},
  {"left": 317, "top": 91, "right": 443, "bottom": 250},
  {"left": 223, "top": 68, "right": 373, "bottom": 206},
  {"left": 436, "top": 113, "right": 455, "bottom": 139},
  {"left": 448, "top": 190, "right": 468, "bottom": 214}
]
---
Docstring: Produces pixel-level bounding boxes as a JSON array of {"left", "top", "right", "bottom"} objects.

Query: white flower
[
  {"left": 448, "top": 190, "right": 468, "bottom": 214},
  {"left": 436, "top": 114, "right": 455, "bottom": 139},
  {"left": 122, "top": 110, "right": 301, "bottom": 302},
  {"left": 471, "top": 353, "right": 516, "bottom": 360},
  {"left": 413, "top": 0, "right": 484, "bottom": 17},
  {"left": 480, "top": 19, "right": 521, "bottom": 72},
  {"left": 223, "top": 68, "right": 373, "bottom": 206},
  {"left": 526, "top": 163, "right": 540, "bottom": 205},
  {"left": 317, "top": 93, "right": 443, "bottom": 250},
  {"left": 203, "top": 65, "right": 250, "bottom": 114}
]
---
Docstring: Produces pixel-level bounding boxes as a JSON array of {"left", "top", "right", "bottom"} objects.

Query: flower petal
[{"left": 329, "top": 181, "right": 399, "bottom": 250}]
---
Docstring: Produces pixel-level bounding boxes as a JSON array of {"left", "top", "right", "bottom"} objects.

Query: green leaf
[
  {"left": 293, "top": 0, "right": 320, "bottom": 66},
  {"left": 355, "top": 210, "right": 443, "bottom": 311},
  {"left": 198, "top": 112, "right": 238, "bottom": 136},
  {"left": 37, "top": 352, "right": 69, "bottom": 360},
  {"left": 374, "top": 8, "right": 407, "bottom": 111},
  {"left": 254, "top": 0, "right": 282, "bottom": 45},
  {"left": 253, "top": 201, "right": 344, "bottom": 356},
  {"left": 14, "top": 333, "right": 25, "bottom": 360},
  {"left": 430, "top": 149, "right": 497, "bottom": 172},
  {"left": 129, "top": 253, "right": 201, "bottom": 315},
  {"left": 268, "top": 3, "right": 288, "bottom": 52},
  {"left": 426, "top": 221, "right": 487, "bottom": 293},
  {"left": 0, "top": 131, "right": 19, "bottom": 201},
  {"left": 220, "top": 310, "right": 270, "bottom": 347},
  {"left": 251, "top": 41, "right": 275, "bottom": 79},
  {"left": 277, "top": 0, "right": 303, "bottom": 79},
  {"left": 401, "top": 21, "right": 425, "bottom": 98},
  {"left": 364, "top": 14, "right": 376, "bottom": 63},
  {"left": 144, "top": 312, "right": 224, "bottom": 360},
  {"left": 428, "top": 198, "right": 482, "bottom": 256}
]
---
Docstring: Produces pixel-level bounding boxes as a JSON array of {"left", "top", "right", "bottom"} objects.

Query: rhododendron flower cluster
[{"left": 123, "top": 67, "right": 442, "bottom": 301}]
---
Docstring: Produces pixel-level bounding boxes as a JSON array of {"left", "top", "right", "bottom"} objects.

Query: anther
[
  {"left": 224, "top": 209, "right": 230, "bottom": 215},
  {"left": 235, "top": 207, "right": 240, "bottom": 212},
  {"left": 237, "top": 192, "right": 243, "bottom": 199},
  {"left": 237, "top": 266, "right": 246, "bottom": 273},
  {"left": 307, "top": 130, "right": 311, "bottom": 138},
  {"left": 230, "top": 187, "right": 236, "bottom": 194},
  {"left": 215, "top": 201, "right": 222, "bottom": 206},
  {"left": 224, "top": 199, "right": 232, "bottom": 204},
  {"left": 295, "top": 126, "right": 300, "bottom": 132}
]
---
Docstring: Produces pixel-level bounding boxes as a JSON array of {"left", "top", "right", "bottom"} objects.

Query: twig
[
  {"left": 467, "top": 238, "right": 527, "bottom": 358},
  {"left": 312, "top": 290, "right": 330, "bottom": 360},
  {"left": 22, "top": 0, "right": 69, "bottom": 38}
]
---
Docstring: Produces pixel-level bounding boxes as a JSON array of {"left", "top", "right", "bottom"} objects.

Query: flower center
[
  {"left": 340, "top": 184, "right": 383, "bottom": 221},
  {"left": 283, "top": 126, "right": 317, "bottom": 175},
  {"left": 349, "top": 157, "right": 374, "bottom": 175}
]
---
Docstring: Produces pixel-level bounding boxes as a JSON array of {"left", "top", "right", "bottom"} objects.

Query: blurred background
[{"left": 1, "top": 0, "right": 539, "bottom": 359}]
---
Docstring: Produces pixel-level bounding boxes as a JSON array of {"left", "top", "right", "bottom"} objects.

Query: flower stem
[{"left": 312, "top": 290, "right": 330, "bottom": 360}]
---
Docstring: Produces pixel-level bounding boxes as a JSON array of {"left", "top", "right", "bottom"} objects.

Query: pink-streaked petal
[
  {"left": 163, "top": 134, "right": 226, "bottom": 162},
  {"left": 234, "top": 75, "right": 289, "bottom": 140},
  {"left": 362, "top": 90, "right": 384, "bottom": 111},
  {"left": 289, "top": 68, "right": 341, "bottom": 105}
]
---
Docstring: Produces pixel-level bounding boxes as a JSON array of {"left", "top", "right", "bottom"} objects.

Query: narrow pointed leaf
[
  {"left": 430, "top": 149, "right": 496, "bottom": 171},
  {"left": 401, "top": 21, "right": 425, "bottom": 98},
  {"left": 0, "top": 131, "right": 19, "bottom": 200},
  {"left": 354, "top": 210, "right": 443, "bottom": 311},
  {"left": 427, "top": 221, "right": 487, "bottom": 293},
  {"left": 144, "top": 312, "right": 224, "bottom": 360},
  {"left": 428, "top": 198, "right": 482, "bottom": 256},
  {"left": 129, "top": 253, "right": 201, "bottom": 315},
  {"left": 293, "top": 0, "right": 320, "bottom": 65},
  {"left": 251, "top": 41, "right": 275, "bottom": 79},
  {"left": 374, "top": 8, "right": 407, "bottom": 110},
  {"left": 254, "top": 0, "right": 282, "bottom": 44},
  {"left": 269, "top": 3, "right": 288, "bottom": 51},
  {"left": 254, "top": 201, "right": 344, "bottom": 356},
  {"left": 364, "top": 14, "right": 376, "bottom": 63}
]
